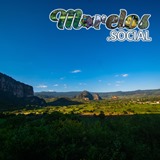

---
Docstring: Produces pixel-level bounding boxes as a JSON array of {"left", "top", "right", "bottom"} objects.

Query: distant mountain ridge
[{"left": 35, "top": 89, "right": 160, "bottom": 99}]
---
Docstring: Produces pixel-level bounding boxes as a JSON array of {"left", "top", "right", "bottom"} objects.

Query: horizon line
[{"left": 34, "top": 88, "right": 160, "bottom": 93}]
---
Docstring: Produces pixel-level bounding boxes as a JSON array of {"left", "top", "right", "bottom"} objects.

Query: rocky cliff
[
  {"left": 0, "top": 73, "right": 33, "bottom": 98},
  {"left": 0, "top": 72, "right": 46, "bottom": 110},
  {"left": 77, "top": 90, "right": 94, "bottom": 101},
  {"left": 93, "top": 93, "right": 102, "bottom": 100},
  {"left": 77, "top": 91, "right": 102, "bottom": 101}
]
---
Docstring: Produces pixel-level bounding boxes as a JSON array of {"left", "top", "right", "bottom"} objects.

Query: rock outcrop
[
  {"left": 111, "top": 96, "right": 119, "bottom": 100},
  {"left": 93, "top": 93, "right": 102, "bottom": 100},
  {"left": 0, "top": 73, "right": 33, "bottom": 98},
  {"left": 77, "top": 91, "right": 102, "bottom": 101},
  {"left": 77, "top": 90, "right": 94, "bottom": 101},
  {"left": 0, "top": 72, "right": 46, "bottom": 110}
]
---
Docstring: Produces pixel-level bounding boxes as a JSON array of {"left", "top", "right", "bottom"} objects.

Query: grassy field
[{"left": 5, "top": 99, "right": 160, "bottom": 116}]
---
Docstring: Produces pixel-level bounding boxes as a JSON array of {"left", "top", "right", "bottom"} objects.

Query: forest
[{"left": 1, "top": 97, "right": 160, "bottom": 160}]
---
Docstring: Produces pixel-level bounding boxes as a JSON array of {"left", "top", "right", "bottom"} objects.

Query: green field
[{"left": 6, "top": 99, "right": 160, "bottom": 116}]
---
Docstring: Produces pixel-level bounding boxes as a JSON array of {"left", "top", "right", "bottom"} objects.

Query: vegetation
[
  {"left": 0, "top": 112, "right": 160, "bottom": 160},
  {"left": 7, "top": 98, "right": 160, "bottom": 116},
  {"left": 0, "top": 96, "right": 160, "bottom": 160}
]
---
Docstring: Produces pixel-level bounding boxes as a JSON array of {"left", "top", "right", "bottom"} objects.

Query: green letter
[{"left": 49, "top": 9, "right": 83, "bottom": 30}]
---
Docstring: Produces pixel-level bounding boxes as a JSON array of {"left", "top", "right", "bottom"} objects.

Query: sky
[{"left": 0, "top": 0, "right": 159, "bottom": 92}]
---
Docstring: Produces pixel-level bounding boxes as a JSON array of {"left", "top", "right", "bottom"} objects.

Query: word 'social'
[{"left": 49, "top": 9, "right": 152, "bottom": 42}]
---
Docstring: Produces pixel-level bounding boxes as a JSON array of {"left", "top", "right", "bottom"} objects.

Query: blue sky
[{"left": 0, "top": 0, "right": 159, "bottom": 92}]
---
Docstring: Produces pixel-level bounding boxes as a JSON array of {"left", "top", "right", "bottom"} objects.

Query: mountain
[
  {"left": 35, "top": 91, "right": 81, "bottom": 98},
  {"left": 93, "top": 93, "right": 102, "bottom": 100},
  {"left": 0, "top": 72, "right": 46, "bottom": 110},
  {"left": 35, "top": 89, "right": 160, "bottom": 99},
  {"left": 76, "top": 91, "right": 102, "bottom": 101},
  {"left": 47, "top": 97, "right": 83, "bottom": 106},
  {"left": 76, "top": 90, "right": 94, "bottom": 101},
  {"left": 0, "top": 72, "right": 33, "bottom": 97}
]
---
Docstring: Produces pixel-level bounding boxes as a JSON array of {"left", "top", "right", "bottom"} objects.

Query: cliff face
[
  {"left": 0, "top": 73, "right": 33, "bottom": 98},
  {"left": 0, "top": 73, "right": 46, "bottom": 110},
  {"left": 77, "top": 90, "right": 94, "bottom": 101},
  {"left": 77, "top": 91, "right": 102, "bottom": 101},
  {"left": 93, "top": 93, "right": 102, "bottom": 101}
]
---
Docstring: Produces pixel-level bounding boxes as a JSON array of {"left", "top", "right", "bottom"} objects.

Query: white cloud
[
  {"left": 48, "top": 90, "right": 54, "bottom": 92},
  {"left": 116, "top": 81, "right": 124, "bottom": 84},
  {"left": 115, "top": 81, "right": 124, "bottom": 87},
  {"left": 79, "top": 83, "right": 87, "bottom": 86},
  {"left": 115, "top": 74, "right": 129, "bottom": 78},
  {"left": 60, "top": 77, "right": 65, "bottom": 80},
  {"left": 71, "top": 70, "right": 81, "bottom": 73},
  {"left": 53, "top": 84, "right": 59, "bottom": 87},
  {"left": 64, "top": 84, "right": 67, "bottom": 88},
  {"left": 121, "top": 74, "right": 129, "bottom": 77},
  {"left": 36, "top": 85, "right": 48, "bottom": 88}
]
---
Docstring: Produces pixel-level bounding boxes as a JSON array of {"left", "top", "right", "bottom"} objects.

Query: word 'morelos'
[{"left": 49, "top": 9, "right": 152, "bottom": 42}]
